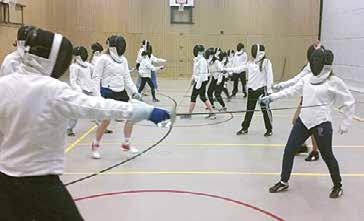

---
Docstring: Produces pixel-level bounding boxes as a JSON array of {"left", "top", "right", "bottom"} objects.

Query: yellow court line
[
  {"left": 63, "top": 170, "right": 364, "bottom": 177},
  {"left": 73, "top": 142, "right": 364, "bottom": 149},
  {"left": 65, "top": 125, "right": 97, "bottom": 153}
]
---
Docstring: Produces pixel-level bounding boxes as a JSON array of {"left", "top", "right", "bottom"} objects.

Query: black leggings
[
  {"left": 214, "top": 78, "right": 226, "bottom": 108},
  {"left": 232, "top": 72, "right": 247, "bottom": 95},
  {"left": 222, "top": 83, "right": 230, "bottom": 98},
  {"left": 281, "top": 118, "right": 342, "bottom": 187},
  {"left": 0, "top": 172, "right": 83, "bottom": 221},
  {"left": 207, "top": 78, "right": 218, "bottom": 106},
  {"left": 191, "top": 81, "right": 208, "bottom": 103},
  {"left": 138, "top": 77, "right": 156, "bottom": 99},
  {"left": 241, "top": 87, "right": 272, "bottom": 131}
]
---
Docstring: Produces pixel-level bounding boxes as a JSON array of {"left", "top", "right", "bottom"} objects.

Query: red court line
[{"left": 74, "top": 189, "right": 285, "bottom": 221}]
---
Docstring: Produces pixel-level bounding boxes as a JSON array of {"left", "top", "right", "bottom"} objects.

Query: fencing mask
[
  {"left": 73, "top": 46, "right": 88, "bottom": 67},
  {"left": 252, "top": 44, "right": 266, "bottom": 62},
  {"left": 193, "top": 44, "right": 205, "bottom": 57},
  {"left": 23, "top": 28, "right": 73, "bottom": 79},
  {"left": 107, "top": 35, "right": 126, "bottom": 63},
  {"left": 16, "top": 25, "right": 36, "bottom": 57}
]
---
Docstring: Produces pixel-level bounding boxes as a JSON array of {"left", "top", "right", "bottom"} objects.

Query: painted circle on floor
[{"left": 74, "top": 189, "right": 284, "bottom": 221}]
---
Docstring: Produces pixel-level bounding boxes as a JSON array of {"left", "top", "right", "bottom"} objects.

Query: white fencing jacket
[
  {"left": 276, "top": 63, "right": 311, "bottom": 89},
  {"left": 226, "top": 59, "right": 274, "bottom": 93},
  {"left": 93, "top": 54, "right": 138, "bottom": 94},
  {"left": 69, "top": 62, "right": 97, "bottom": 94},
  {"left": 138, "top": 56, "right": 162, "bottom": 78},
  {"left": 0, "top": 65, "right": 156, "bottom": 177},
  {"left": 0, "top": 50, "right": 22, "bottom": 77},
  {"left": 232, "top": 50, "right": 248, "bottom": 74},
  {"left": 192, "top": 55, "right": 209, "bottom": 89},
  {"left": 270, "top": 74, "right": 355, "bottom": 130}
]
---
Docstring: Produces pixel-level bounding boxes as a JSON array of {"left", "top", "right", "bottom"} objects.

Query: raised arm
[
  {"left": 151, "top": 54, "right": 167, "bottom": 63},
  {"left": 54, "top": 82, "right": 170, "bottom": 125},
  {"left": 270, "top": 77, "right": 305, "bottom": 101},
  {"left": 275, "top": 64, "right": 310, "bottom": 90}
]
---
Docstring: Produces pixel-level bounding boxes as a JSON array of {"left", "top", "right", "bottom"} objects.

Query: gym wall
[
  {"left": 1, "top": 0, "right": 320, "bottom": 80},
  {"left": 321, "top": 0, "right": 364, "bottom": 92}
]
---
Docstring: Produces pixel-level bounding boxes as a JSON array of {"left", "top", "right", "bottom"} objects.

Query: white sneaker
[
  {"left": 91, "top": 142, "right": 101, "bottom": 159},
  {"left": 122, "top": 143, "right": 139, "bottom": 153},
  {"left": 92, "top": 150, "right": 101, "bottom": 159}
]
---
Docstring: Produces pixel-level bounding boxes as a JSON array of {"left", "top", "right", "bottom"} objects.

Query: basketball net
[{"left": 178, "top": 3, "right": 185, "bottom": 11}]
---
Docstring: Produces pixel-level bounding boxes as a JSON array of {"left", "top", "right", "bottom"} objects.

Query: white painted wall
[{"left": 321, "top": 0, "right": 364, "bottom": 92}]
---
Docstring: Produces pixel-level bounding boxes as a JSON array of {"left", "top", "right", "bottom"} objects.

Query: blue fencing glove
[{"left": 149, "top": 108, "right": 171, "bottom": 125}]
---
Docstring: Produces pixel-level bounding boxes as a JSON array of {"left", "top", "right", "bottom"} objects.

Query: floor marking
[
  {"left": 65, "top": 125, "right": 97, "bottom": 153},
  {"left": 64, "top": 171, "right": 364, "bottom": 177},
  {"left": 73, "top": 142, "right": 364, "bottom": 149},
  {"left": 74, "top": 189, "right": 285, "bottom": 221}
]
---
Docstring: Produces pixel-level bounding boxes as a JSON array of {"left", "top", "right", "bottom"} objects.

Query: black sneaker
[
  {"left": 329, "top": 186, "right": 343, "bottom": 198},
  {"left": 104, "top": 129, "right": 113, "bottom": 134},
  {"left": 205, "top": 113, "right": 216, "bottom": 120},
  {"left": 236, "top": 128, "right": 248, "bottom": 135},
  {"left": 67, "top": 129, "right": 75, "bottom": 137},
  {"left": 305, "top": 150, "right": 319, "bottom": 161},
  {"left": 264, "top": 131, "right": 273, "bottom": 137},
  {"left": 296, "top": 144, "right": 309, "bottom": 154},
  {"left": 269, "top": 181, "right": 289, "bottom": 193},
  {"left": 153, "top": 98, "right": 160, "bottom": 102}
]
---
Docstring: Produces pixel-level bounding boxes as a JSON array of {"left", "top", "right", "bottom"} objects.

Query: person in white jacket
[
  {"left": 67, "top": 46, "right": 97, "bottom": 136},
  {"left": 273, "top": 42, "right": 322, "bottom": 161},
  {"left": 262, "top": 48, "right": 355, "bottom": 198},
  {"left": 138, "top": 46, "right": 164, "bottom": 102},
  {"left": 0, "top": 28, "right": 171, "bottom": 220},
  {"left": 92, "top": 35, "right": 144, "bottom": 158},
  {"left": 90, "top": 42, "right": 104, "bottom": 66},
  {"left": 183, "top": 44, "right": 216, "bottom": 119},
  {"left": 0, "top": 25, "right": 35, "bottom": 77},
  {"left": 232, "top": 43, "right": 248, "bottom": 97},
  {"left": 213, "top": 51, "right": 229, "bottom": 111},
  {"left": 224, "top": 44, "right": 274, "bottom": 136}
]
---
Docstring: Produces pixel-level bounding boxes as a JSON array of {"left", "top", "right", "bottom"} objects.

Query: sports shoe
[
  {"left": 121, "top": 143, "right": 139, "bottom": 153},
  {"left": 243, "top": 92, "right": 247, "bottom": 98},
  {"left": 205, "top": 113, "right": 216, "bottom": 120},
  {"left": 104, "top": 129, "right": 113, "bottom": 134},
  {"left": 305, "top": 150, "right": 319, "bottom": 161},
  {"left": 219, "top": 107, "right": 227, "bottom": 112},
  {"left": 264, "top": 130, "right": 273, "bottom": 137},
  {"left": 153, "top": 98, "right": 160, "bottom": 102},
  {"left": 329, "top": 186, "right": 343, "bottom": 198},
  {"left": 91, "top": 142, "right": 101, "bottom": 159},
  {"left": 236, "top": 128, "right": 248, "bottom": 135},
  {"left": 227, "top": 96, "right": 232, "bottom": 102},
  {"left": 67, "top": 129, "right": 75, "bottom": 137},
  {"left": 269, "top": 181, "right": 289, "bottom": 193}
]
